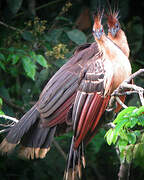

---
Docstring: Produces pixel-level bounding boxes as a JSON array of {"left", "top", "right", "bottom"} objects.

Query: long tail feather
[
  {"left": 0, "top": 104, "right": 39, "bottom": 153},
  {"left": 64, "top": 137, "right": 85, "bottom": 180}
]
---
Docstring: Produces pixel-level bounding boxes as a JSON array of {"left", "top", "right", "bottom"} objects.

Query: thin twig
[
  {"left": 0, "top": 115, "right": 19, "bottom": 123},
  {"left": 124, "top": 69, "right": 144, "bottom": 84},
  {"left": 0, "top": 128, "right": 10, "bottom": 134},
  {"left": 103, "top": 122, "right": 115, "bottom": 129},
  {"left": 0, "top": 21, "right": 22, "bottom": 32},
  {"left": 53, "top": 139, "right": 67, "bottom": 161},
  {"left": 115, "top": 97, "right": 128, "bottom": 109}
]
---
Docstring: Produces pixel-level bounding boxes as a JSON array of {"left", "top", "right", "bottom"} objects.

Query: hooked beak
[{"left": 109, "top": 28, "right": 117, "bottom": 37}]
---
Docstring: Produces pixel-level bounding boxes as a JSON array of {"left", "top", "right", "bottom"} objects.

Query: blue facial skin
[
  {"left": 109, "top": 23, "right": 120, "bottom": 37},
  {"left": 93, "top": 27, "right": 103, "bottom": 40}
]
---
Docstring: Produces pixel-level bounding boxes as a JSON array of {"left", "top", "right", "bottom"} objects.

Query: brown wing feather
[
  {"left": 72, "top": 58, "right": 113, "bottom": 149},
  {"left": 38, "top": 42, "right": 100, "bottom": 127}
]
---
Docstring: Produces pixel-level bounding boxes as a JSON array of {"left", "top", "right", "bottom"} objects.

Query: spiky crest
[
  {"left": 106, "top": 0, "right": 120, "bottom": 27},
  {"left": 93, "top": 9, "right": 104, "bottom": 30}
]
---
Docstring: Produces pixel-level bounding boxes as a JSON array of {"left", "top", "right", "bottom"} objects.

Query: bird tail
[
  {"left": 64, "top": 137, "right": 86, "bottom": 180},
  {"left": 0, "top": 104, "right": 56, "bottom": 159}
]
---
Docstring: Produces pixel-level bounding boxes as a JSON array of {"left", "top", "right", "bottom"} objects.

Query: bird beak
[
  {"left": 110, "top": 28, "right": 117, "bottom": 37},
  {"left": 93, "top": 30, "right": 102, "bottom": 40}
]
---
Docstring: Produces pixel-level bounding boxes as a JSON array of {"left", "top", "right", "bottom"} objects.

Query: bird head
[
  {"left": 106, "top": 10, "right": 120, "bottom": 37},
  {"left": 93, "top": 10, "right": 104, "bottom": 40}
]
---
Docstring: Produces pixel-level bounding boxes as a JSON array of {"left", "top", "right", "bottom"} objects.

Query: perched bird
[
  {"left": 0, "top": 40, "right": 100, "bottom": 159},
  {"left": 106, "top": 5, "right": 131, "bottom": 113},
  {"left": 64, "top": 10, "right": 131, "bottom": 179},
  {"left": 106, "top": 8, "right": 130, "bottom": 57}
]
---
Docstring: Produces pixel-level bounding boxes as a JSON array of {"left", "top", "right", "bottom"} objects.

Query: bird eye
[{"left": 115, "top": 23, "right": 119, "bottom": 28}]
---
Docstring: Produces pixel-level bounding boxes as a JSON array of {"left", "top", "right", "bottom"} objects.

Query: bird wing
[
  {"left": 37, "top": 42, "right": 100, "bottom": 127},
  {"left": 72, "top": 57, "right": 114, "bottom": 149}
]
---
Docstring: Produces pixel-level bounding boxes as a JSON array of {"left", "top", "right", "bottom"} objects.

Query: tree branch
[
  {"left": 0, "top": 115, "right": 18, "bottom": 123},
  {"left": 118, "top": 162, "right": 131, "bottom": 180},
  {"left": 112, "top": 69, "right": 144, "bottom": 107},
  {"left": 0, "top": 21, "right": 22, "bottom": 32}
]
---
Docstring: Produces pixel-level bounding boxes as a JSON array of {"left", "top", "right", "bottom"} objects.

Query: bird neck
[
  {"left": 108, "top": 29, "right": 130, "bottom": 57},
  {"left": 95, "top": 34, "right": 118, "bottom": 60}
]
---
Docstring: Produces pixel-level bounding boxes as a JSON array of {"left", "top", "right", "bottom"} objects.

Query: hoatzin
[
  {"left": 106, "top": 8, "right": 130, "bottom": 57},
  {"left": 64, "top": 10, "right": 131, "bottom": 179}
]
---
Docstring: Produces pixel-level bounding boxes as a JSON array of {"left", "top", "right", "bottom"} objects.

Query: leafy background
[{"left": 0, "top": 0, "right": 144, "bottom": 179}]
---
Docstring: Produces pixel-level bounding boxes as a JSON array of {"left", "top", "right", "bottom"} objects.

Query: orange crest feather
[
  {"left": 93, "top": 10, "right": 104, "bottom": 29},
  {"left": 106, "top": 10, "right": 119, "bottom": 27}
]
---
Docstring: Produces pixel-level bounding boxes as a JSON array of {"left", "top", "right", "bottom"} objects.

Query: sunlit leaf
[
  {"left": 114, "top": 106, "right": 137, "bottom": 124},
  {"left": 0, "top": 98, "right": 2, "bottom": 106},
  {"left": 22, "top": 56, "right": 36, "bottom": 80},
  {"left": 138, "top": 115, "right": 144, "bottom": 126},
  {"left": 36, "top": 55, "right": 48, "bottom": 68},
  {"left": 125, "top": 117, "right": 138, "bottom": 128},
  {"left": 105, "top": 128, "right": 114, "bottom": 145},
  {"left": 66, "top": 29, "right": 87, "bottom": 45},
  {"left": 127, "top": 133, "right": 136, "bottom": 144},
  {"left": 0, "top": 110, "right": 4, "bottom": 115}
]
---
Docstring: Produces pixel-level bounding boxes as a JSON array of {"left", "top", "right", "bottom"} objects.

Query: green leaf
[
  {"left": 113, "top": 119, "right": 129, "bottom": 144},
  {"left": 7, "top": 54, "right": 20, "bottom": 64},
  {"left": 114, "top": 106, "right": 137, "bottom": 124},
  {"left": 0, "top": 110, "right": 4, "bottom": 115},
  {"left": 29, "top": 51, "right": 37, "bottom": 59},
  {"left": 22, "top": 56, "right": 36, "bottom": 80},
  {"left": 125, "top": 117, "right": 138, "bottom": 128},
  {"left": 66, "top": 29, "right": 87, "bottom": 45},
  {"left": 127, "top": 132, "right": 136, "bottom": 144},
  {"left": 0, "top": 61, "right": 6, "bottom": 71},
  {"left": 36, "top": 55, "right": 48, "bottom": 68},
  {"left": 105, "top": 128, "right": 114, "bottom": 145},
  {"left": 11, "top": 54, "right": 20, "bottom": 64},
  {"left": 0, "top": 53, "right": 5, "bottom": 60},
  {"left": 45, "top": 29, "right": 63, "bottom": 43},
  {"left": 134, "top": 130, "right": 141, "bottom": 137},
  {"left": 55, "top": 16, "right": 71, "bottom": 22},
  {"left": 136, "top": 106, "right": 144, "bottom": 115},
  {"left": 21, "top": 31, "right": 34, "bottom": 41},
  {"left": 126, "top": 145, "right": 134, "bottom": 163},
  {"left": 7, "top": 0, "right": 23, "bottom": 14},
  {"left": 118, "top": 139, "right": 128, "bottom": 152},
  {"left": 138, "top": 115, "right": 144, "bottom": 126},
  {"left": 0, "top": 98, "right": 2, "bottom": 106}
]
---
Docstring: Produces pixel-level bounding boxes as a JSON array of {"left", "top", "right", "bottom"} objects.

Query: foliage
[{"left": 105, "top": 106, "right": 144, "bottom": 165}]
